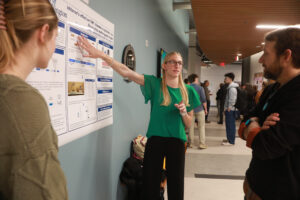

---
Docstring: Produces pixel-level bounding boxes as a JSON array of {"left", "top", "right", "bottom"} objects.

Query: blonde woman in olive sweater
[{"left": 0, "top": 0, "right": 68, "bottom": 199}]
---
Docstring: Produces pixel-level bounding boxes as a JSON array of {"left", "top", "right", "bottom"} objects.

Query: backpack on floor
[
  {"left": 120, "top": 135, "right": 147, "bottom": 200},
  {"left": 120, "top": 157, "right": 143, "bottom": 200}
]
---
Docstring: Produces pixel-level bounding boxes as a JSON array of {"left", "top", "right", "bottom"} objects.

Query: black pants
[
  {"left": 142, "top": 136, "right": 185, "bottom": 200},
  {"left": 219, "top": 103, "right": 225, "bottom": 123},
  {"left": 205, "top": 100, "right": 211, "bottom": 120}
]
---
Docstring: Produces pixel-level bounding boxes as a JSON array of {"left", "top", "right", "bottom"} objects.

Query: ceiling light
[
  {"left": 237, "top": 53, "right": 242, "bottom": 56},
  {"left": 256, "top": 24, "right": 300, "bottom": 29},
  {"left": 261, "top": 42, "right": 265, "bottom": 45}
]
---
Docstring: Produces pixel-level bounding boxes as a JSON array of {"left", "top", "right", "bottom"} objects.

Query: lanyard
[{"left": 262, "top": 88, "right": 278, "bottom": 111}]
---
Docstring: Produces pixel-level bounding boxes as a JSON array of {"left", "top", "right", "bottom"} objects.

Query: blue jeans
[{"left": 225, "top": 110, "right": 236, "bottom": 144}]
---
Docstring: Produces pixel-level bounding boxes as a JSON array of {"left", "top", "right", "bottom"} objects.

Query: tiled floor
[{"left": 165, "top": 107, "right": 252, "bottom": 200}]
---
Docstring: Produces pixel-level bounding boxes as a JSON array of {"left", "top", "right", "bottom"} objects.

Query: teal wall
[{"left": 58, "top": 0, "right": 189, "bottom": 199}]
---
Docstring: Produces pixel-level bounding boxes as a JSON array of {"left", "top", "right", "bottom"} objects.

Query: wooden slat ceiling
[{"left": 191, "top": 0, "right": 300, "bottom": 64}]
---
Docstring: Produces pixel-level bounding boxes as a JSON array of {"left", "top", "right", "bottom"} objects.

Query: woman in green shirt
[{"left": 77, "top": 36, "right": 200, "bottom": 200}]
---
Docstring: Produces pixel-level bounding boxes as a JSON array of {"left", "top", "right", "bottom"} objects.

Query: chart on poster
[{"left": 26, "top": 0, "right": 114, "bottom": 146}]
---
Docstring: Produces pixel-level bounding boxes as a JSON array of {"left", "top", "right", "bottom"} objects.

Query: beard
[{"left": 263, "top": 60, "right": 282, "bottom": 80}]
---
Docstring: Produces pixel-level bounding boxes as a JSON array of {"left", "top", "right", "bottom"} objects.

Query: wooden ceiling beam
[{"left": 191, "top": 0, "right": 300, "bottom": 64}]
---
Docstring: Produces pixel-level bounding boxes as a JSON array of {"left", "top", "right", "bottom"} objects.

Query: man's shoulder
[
  {"left": 228, "top": 83, "right": 238, "bottom": 90},
  {"left": 228, "top": 86, "right": 237, "bottom": 91},
  {"left": 190, "top": 83, "right": 201, "bottom": 89},
  {"left": 190, "top": 84, "right": 204, "bottom": 94},
  {"left": 186, "top": 84, "right": 197, "bottom": 93}
]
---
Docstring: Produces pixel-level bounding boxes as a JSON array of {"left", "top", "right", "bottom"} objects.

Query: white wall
[
  {"left": 187, "top": 32, "right": 202, "bottom": 79},
  {"left": 200, "top": 64, "right": 242, "bottom": 106},
  {"left": 187, "top": 47, "right": 202, "bottom": 78}
]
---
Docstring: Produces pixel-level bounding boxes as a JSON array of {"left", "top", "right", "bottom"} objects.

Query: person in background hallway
[
  {"left": 252, "top": 85, "right": 258, "bottom": 98},
  {"left": 244, "top": 83, "right": 256, "bottom": 115},
  {"left": 255, "top": 80, "right": 276, "bottom": 104},
  {"left": 0, "top": 0, "right": 68, "bottom": 199},
  {"left": 222, "top": 72, "right": 238, "bottom": 145},
  {"left": 184, "top": 78, "right": 190, "bottom": 85},
  {"left": 216, "top": 83, "right": 222, "bottom": 117},
  {"left": 203, "top": 80, "right": 212, "bottom": 123},
  {"left": 254, "top": 82, "right": 266, "bottom": 104},
  {"left": 241, "top": 83, "right": 246, "bottom": 90},
  {"left": 239, "top": 27, "right": 300, "bottom": 200},
  {"left": 76, "top": 37, "right": 200, "bottom": 200},
  {"left": 188, "top": 74, "right": 208, "bottom": 149},
  {"left": 216, "top": 82, "right": 228, "bottom": 124},
  {"left": 254, "top": 81, "right": 267, "bottom": 104}
]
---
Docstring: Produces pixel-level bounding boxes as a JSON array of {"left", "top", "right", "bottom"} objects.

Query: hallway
[
  {"left": 165, "top": 107, "right": 252, "bottom": 199},
  {"left": 184, "top": 107, "right": 251, "bottom": 199}
]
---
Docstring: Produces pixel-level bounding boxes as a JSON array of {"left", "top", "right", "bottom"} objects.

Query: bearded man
[{"left": 239, "top": 27, "right": 300, "bottom": 200}]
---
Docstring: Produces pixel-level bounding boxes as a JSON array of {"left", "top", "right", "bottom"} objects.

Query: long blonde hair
[
  {"left": 0, "top": 0, "right": 58, "bottom": 72},
  {"left": 161, "top": 52, "right": 189, "bottom": 106}
]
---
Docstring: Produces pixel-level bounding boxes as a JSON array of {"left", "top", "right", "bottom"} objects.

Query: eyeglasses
[{"left": 166, "top": 60, "right": 183, "bottom": 66}]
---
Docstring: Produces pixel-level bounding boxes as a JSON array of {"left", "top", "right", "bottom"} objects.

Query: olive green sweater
[{"left": 0, "top": 74, "right": 68, "bottom": 200}]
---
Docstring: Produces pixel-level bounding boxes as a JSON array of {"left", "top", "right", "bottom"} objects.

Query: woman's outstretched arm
[{"left": 77, "top": 36, "right": 144, "bottom": 86}]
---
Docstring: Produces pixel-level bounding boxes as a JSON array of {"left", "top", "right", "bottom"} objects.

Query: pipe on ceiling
[
  {"left": 173, "top": 2, "right": 191, "bottom": 10},
  {"left": 185, "top": 29, "right": 197, "bottom": 34}
]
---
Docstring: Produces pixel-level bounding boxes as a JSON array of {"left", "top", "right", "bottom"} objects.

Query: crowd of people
[
  {"left": 216, "top": 79, "right": 271, "bottom": 121},
  {"left": 184, "top": 72, "right": 270, "bottom": 147}
]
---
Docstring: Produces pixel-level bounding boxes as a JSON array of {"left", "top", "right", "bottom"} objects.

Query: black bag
[
  {"left": 120, "top": 138, "right": 166, "bottom": 200},
  {"left": 234, "top": 87, "right": 248, "bottom": 114},
  {"left": 120, "top": 157, "right": 143, "bottom": 200}
]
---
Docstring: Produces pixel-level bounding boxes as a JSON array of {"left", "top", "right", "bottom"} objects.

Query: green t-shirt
[{"left": 140, "top": 75, "right": 201, "bottom": 141}]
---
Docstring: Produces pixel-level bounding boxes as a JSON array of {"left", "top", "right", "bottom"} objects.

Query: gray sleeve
[
  {"left": 228, "top": 87, "right": 237, "bottom": 109},
  {"left": 199, "top": 87, "right": 207, "bottom": 103}
]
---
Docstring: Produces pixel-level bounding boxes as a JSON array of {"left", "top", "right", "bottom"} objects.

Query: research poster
[{"left": 26, "top": 0, "right": 114, "bottom": 146}]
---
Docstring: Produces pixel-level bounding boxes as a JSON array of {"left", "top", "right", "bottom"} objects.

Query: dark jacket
[
  {"left": 216, "top": 84, "right": 228, "bottom": 106},
  {"left": 120, "top": 157, "right": 143, "bottom": 200},
  {"left": 203, "top": 86, "right": 210, "bottom": 101},
  {"left": 245, "top": 88, "right": 256, "bottom": 113},
  {"left": 244, "top": 75, "right": 300, "bottom": 200}
]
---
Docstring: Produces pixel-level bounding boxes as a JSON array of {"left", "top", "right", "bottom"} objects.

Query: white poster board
[
  {"left": 26, "top": 0, "right": 114, "bottom": 146},
  {"left": 253, "top": 72, "right": 264, "bottom": 91}
]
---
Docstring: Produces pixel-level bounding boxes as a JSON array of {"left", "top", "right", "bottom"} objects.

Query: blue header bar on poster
[
  {"left": 58, "top": 21, "right": 65, "bottom": 28},
  {"left": 98, "top": 105, "right": 113, "bottom": 112},
  {"left": 99, "top": 40, "right": 113, "bottom": 49},
  {"left": 98, "top": 77, "right": 112, "bottom": 82},
  {"left": 70, "top": 27, "right": 96, "bottom": 42},
  {"left": 85, "top": 79, "right": 95, "bottom": 82},
  {"left": 69, "top": 59, "right": 95, "bottom": 66},
  {"left": 55, "top": 48, "right": 64, "bottom": 55},
  {"left": 98, "top": 89, "right": 112, "bottom": 94}
]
